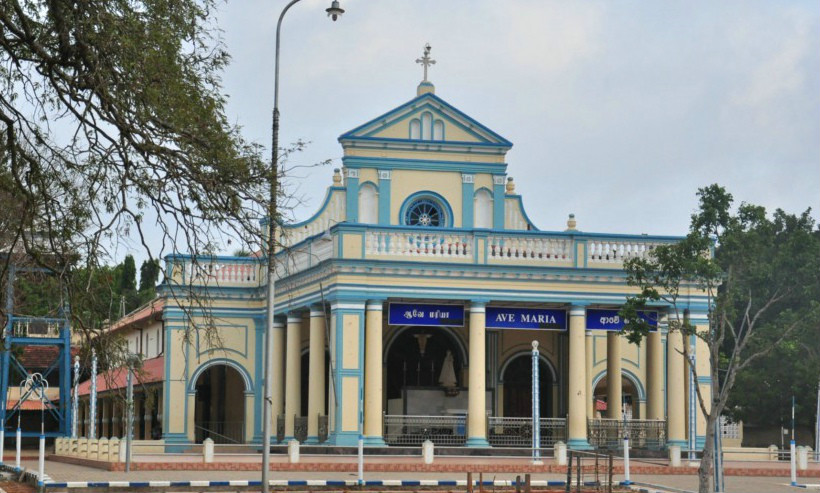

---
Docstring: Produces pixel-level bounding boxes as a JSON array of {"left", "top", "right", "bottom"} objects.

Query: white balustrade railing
[
  {"left": 487, "top": 235, "right": 571, "bottom": 262},
  {"left": 366, "top": 230, "right": 473, "bottom": 259},
  {"left": 179, "top": 260, "right": 262, "bottom": 287},
  {"left": 587, "top": 239, "right": 665, "bottom": 263}
]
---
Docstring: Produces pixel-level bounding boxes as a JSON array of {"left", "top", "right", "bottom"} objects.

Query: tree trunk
[{"left": 697, "top": 412, "right": 717, "bottom": 493}]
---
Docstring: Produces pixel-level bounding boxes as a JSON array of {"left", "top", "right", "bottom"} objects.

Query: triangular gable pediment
[{"left": 339, "top": 93, "right": 512, "bottom": 149}]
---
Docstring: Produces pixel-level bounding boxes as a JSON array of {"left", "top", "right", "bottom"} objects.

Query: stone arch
[{"left": 188, "top": 358, "right": 253, "bottom": 394}]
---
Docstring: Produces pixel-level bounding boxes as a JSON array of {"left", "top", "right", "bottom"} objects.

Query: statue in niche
[{"left": 438, "top": 350, "right": 457, "bottom": 388}]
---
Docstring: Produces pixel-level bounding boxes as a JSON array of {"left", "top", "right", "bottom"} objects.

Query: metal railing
[
  {"left": 11, "top": 317, "right": 62, "bottom": 338},
  {"left": 294, "top": 416, "right": 308, "bottom": 442},
  {"left": 587, "top": 418, "right": 666, "bottom": 449},
  {"left": 318, "top": 415, "right": 328, "bottom": 443},
  {"left": 488, "top": 417, "right": 567, "bottom": 447},
  {"left": 195, "top": 421, "right": 245, "bottom": 444},
  {"left": 384, "top": 414, "right": 466, "bottom": 446}
]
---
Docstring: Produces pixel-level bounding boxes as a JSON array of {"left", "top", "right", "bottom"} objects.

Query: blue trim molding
[{"left": 377, "top": 170, "right": 391, "bottom": 225}]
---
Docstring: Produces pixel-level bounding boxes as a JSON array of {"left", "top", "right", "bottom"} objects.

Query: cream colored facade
[{"left": 152, "top": 81, "right": 711, "bottom": 450}]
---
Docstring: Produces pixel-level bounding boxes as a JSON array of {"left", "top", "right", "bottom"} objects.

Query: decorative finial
[
  {"left": 532, "top": 340, "right": 539, "bottom": 350},
  {"left": 416, "top": 43, "right": 436, "bottom": 82},
  {"left": 566, "top": 213, "right": 577, "bottom": 231},
  {"left": 332, "top": 168, "right": 342, "bottom": 185},
  {"left": 506, "top": 177, "right": 515, "bottom": 193}
]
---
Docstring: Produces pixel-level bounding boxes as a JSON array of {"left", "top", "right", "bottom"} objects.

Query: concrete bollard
[
  {"left": 288, "top": 439, "right": 300, "bottom": 464},
  {"left": 767, "top": 445, "right": 778, "bottom": 461},
  {"left": 69, "top": 438, "right": 78, "bottom": 456},
  {"left": 203, "top": 438, "right": 214, "bottom": 463},
  {"left": 422, "top": 440, "right": 434, "bottom": 464},
  {"left": 98, "top": 437, "right": 109, "bottom": 461},
  {"left": 554, "top": 442, "right": 567, "bottom": 466},
  {"left": 797, "top": 446, "right": 808, "bottom": 470},
  {"left": 110, "top": 437, "right": 121, "bottom": 462},
  {"left": 669, "top": 445, "right": 681, "bottom": 467},
  {"left": 78, "top": 438, "right": 88, "bottom": 457},
  {"left": 87, "top": 438, "right": 98, "bottom": 460}
]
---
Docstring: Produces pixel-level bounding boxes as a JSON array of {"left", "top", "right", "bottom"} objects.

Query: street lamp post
[{"left": 262, "top": 2, "right": 344, "bottom": 492}]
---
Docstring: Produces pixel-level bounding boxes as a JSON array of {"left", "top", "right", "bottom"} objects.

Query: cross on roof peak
[{"left": 415, "top": 43, "right": 436, "bottom": 83}]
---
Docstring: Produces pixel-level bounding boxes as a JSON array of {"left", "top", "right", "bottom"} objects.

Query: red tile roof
[
  {"left": 77, "top": 356, "right": 164, "bottom": 396},
  {"left": 6, "top": 399, "right": 54, "bottom": 410},
  {"left": 108, "top": 298, "right": 164, "bottom": 334}
]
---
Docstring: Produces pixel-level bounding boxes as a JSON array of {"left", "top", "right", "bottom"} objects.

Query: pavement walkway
[{"left": 17, "top": 458, "right": 820, "bottom": 493}]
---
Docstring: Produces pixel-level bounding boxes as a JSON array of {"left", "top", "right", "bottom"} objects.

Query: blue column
[
  {"left": 377, "top": 170, "right": 391, "bottom": 225},
  {"left": 327, "top": 301, "right": 366, "bottom": 446},
  {"left": 492, "top": 175, "right": 505, "bottom": 229},
  {"left": 345, "top": 168, "right": 360, "bottom": 223},
  {"left": 461, "top": 174, "right": 474, "bottom": 229}
]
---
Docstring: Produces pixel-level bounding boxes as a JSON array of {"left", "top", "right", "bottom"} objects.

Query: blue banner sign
[
  {"left": 388, "top": 303, "right": 465, "bottom": 327},
  {"left": 586, "top": 309, "right": 658, "bottom": 331},
  {"left": 485, "top": 307, "right": 567, "bottom": 331}
]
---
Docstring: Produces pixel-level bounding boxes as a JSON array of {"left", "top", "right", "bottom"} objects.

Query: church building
[{"left": 74, "top": 49, "right": 712, "bottom": 452}]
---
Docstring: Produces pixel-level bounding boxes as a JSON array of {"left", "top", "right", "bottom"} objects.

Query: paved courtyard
[{"left": 18, "top": 458, "right": 820, "bottom": 493}]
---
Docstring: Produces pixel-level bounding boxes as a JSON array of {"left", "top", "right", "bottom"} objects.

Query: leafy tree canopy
[
  {"left": 620, "top": 184, "right": 819, "bottom": 492},
  {"left": 0, "top": 0, "right": 269, "bottom": 348}
]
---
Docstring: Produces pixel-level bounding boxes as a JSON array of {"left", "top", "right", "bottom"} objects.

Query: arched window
[
  {"left": 420, "top": 112, "right": 432, "bottom": 140},
  {"left": 432, "top": 120, "right": 444, "bottom": 140},
  {"left": 409, "top": 119, "right": 421, "bottom": 140},
  {"left": 358, "top": 183, "right": 378, "bottom": 224},
  {"left": 474, "top": 189, "right": 493, "bottom": 229}
]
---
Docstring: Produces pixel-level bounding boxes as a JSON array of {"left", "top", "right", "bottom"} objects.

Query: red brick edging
[{"left": 46, "top": 455, "right": 820, "bottom": 477}]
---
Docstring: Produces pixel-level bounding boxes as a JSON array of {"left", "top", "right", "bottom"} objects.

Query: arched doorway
[
  {"left": 193, "top": 364, "right": 246, "bottom": 443},
  {"left": 592, "top": 373, "right": 641, "bottom": 419},
  {"left": 500, "top": 354, "right": 554, "bottom": 418},
  {"left": 384, "top": 327, "right": 464, "bottom": 414}
]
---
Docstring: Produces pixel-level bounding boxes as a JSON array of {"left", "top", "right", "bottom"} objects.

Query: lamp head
[{"left": 326, "top": 0, "right": 344, "bottom": 21}]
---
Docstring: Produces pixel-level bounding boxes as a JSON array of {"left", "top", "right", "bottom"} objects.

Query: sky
[{"left": 212, "top": 0, "right": 819, "bottom": 240}]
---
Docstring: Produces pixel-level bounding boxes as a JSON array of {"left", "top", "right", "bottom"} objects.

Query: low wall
[
  {"left": 54, "top": 437, "right": 165, "bottom": 462},
  {"left": 723, "top": 446, "right": 778, "bottom": 461}
]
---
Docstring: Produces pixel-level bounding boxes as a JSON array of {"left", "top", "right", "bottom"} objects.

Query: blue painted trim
[
  {"left": 343, "top": 156, "right": 507, "bottom": 175},
  {"left": 492, "top": 178, "right": 505, "bottom": 229},
  {"left": 329, "top": 220, "right": 686, "bottom": 241},
  {"left": 505, "top": 194, "right": 539, "bottom": 231},
  {"left": 338, "top": 93, "right": 513, "bottom": 147},
  {"left": 377, "top": 172, "right": 391, "bottom": 225},
  {"left": 567, "top": 438, "right": 594, "bottom": 450},
  {"left": 186, "top": 358, "right": 253, "bottom": 393},
  {"left": 465, "top": 437, "right": 490, "bottom": 447},
  {"left": 282, "top": 187, "right": 345, "bottom": 228},
  {"left": 345, "top": 176, "right": 359, "bottom": 223},
  {"left": 362, "top": 435, "right": 387, "bottom": 446},
  {"left": 461, "top": 181, "right": 474, "bottom": 229},
  {"left": 398, "top": 191, "right": 454, "bottom": 228}
]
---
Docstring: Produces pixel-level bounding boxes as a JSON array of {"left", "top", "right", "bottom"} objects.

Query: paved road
[{"left": 23, "top": 459, "right": 819, "bottom": 493}]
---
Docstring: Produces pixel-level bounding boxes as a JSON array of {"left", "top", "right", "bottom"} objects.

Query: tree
[
  {"left": 0, "top": 0, "right": 270, "bottom": 355},
  {"left": 118, "top": 255, "right": 137, "bottom": 295},
  {"left": 138, "top": 258, "right": 161, "bottom": 293},
  {"left": 620, "top": 184, "right": 820, "bottom": 493}
]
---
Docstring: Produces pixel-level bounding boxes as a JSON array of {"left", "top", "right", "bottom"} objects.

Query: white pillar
[
  {"left": 284, "top": 314, "right": 302, "bottom": 440},
  {"left": 363, "top": 300, "right": 386, "bottom": 445},
  {"left": 271, "top": 320, "right": 286, "bottom": 441},
  {"left": 466, "top": 301, "right": 489, "bottom": 447},
  {"left": 307, "top": 306, "right": 326, "bottom": 443},
  {"left": 585, "top": 330, "right": 594, "bottom": 419},
  {"left": 606, "top": 332, "right": 622, "bottom": 419},
  {"left": 646, "top": 314, "right": 664, "bottom": 420},
  {"left": 567, "top": 305, "right": 591, "bottom": 449},
  {"left": 667, "top": 324, "right": 686, "bottom": 447}
]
